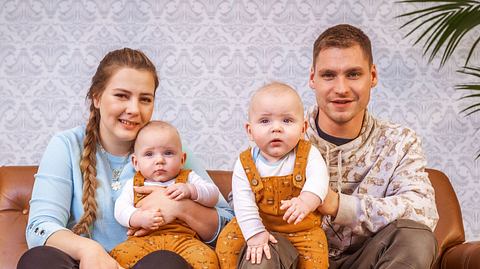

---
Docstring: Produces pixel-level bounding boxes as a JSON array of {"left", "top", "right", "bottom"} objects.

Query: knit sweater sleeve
[{"left": 334, "top": 131, "right": 439, "bottom": 235}]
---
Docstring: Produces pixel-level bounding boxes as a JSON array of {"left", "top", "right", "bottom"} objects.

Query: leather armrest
[{"left": 441, "top": 241, "right": 480, "bottom": 269}]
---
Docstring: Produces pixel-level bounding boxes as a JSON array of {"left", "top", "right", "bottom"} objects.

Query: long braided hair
[{"left": 71, "top": 48, "right": 159, "bottom": 235}]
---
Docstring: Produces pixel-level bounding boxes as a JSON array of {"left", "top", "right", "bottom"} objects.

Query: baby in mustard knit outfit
[
  {"left": 216, "top": 82, "right": 329, "bottom": 269},
  {"left": 110, "top": 120, "right": 220, "bottom": 269}
]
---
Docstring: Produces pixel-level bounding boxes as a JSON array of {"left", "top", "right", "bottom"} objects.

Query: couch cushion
[
  {"left": 0, "top": 166, "right": 36, "bottom": 269},
  {"left": 427, "top": 169, "right": 465, "bottom": 269},
  {"left": 0, "top": 166, "right": 466, "bottom": 269},
  {"left": 207, "top": 170, "right": 232, "bottom": 201}
]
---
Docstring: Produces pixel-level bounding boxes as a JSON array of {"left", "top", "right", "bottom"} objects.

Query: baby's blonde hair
[
  {"left": 134, "top": 120, "right": 182, "bottom": 153},
  {"left": 248, "top": 81, "right": 304, "bottom": 120}
]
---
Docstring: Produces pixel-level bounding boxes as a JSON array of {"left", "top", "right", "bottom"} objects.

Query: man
[
  {"left": 305, "top": 24, "right": 438, "bottom": 268},
  {"left": 219, "top": 24, "right": 439, "bottom": 269}
]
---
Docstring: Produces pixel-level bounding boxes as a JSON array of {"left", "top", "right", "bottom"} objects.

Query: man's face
[{"left": 309, "top": 45, "right": 377, "bottom": 135}]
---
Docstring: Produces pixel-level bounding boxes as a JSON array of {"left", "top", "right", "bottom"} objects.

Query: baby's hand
[
  {"left": 131, "top": 209, "right": 163, "bottom": 230},
  {"left": 246, "top": 231, "right": 278, "bottom": 264},
  {"left": 165, "top": 183, "right": 194, "bottom": 200},
  {"left": 280, "top": 197, "right": 311, "bottom": 224}
]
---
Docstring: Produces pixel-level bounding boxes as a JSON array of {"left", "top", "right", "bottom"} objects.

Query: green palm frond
[
  {"left": 456, "top": 66, "right": 480, "bottom": 159},
  {"left": 397, "top": 0, "right": 480, "bottom": 67},
  {"left": 457, "top": 66, "right": 480, "bottom": 116},
  {"left": 398, "top": 1, "right": 480, "bottom": 158}
]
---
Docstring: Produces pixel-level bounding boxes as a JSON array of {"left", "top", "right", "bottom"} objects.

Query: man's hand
[
  {"left": 245, "top": 231, "right": 278, "bottom": 264},
  {"left": 317, "top": 187, "right": 340, "bottom": 217}
]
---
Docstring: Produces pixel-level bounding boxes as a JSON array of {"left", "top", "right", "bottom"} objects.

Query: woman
[{"left": 18, "top": 48, "right": 233, "bottom": 269}]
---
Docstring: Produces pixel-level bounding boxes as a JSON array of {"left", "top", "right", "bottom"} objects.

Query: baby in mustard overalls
[
  {"left": 216, "top": 82, "right": 329, "bottom": 269},
  {"left": 110, "top": 121, "right": 220, "bottom": 269}
]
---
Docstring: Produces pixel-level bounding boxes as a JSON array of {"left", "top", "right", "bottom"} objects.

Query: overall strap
[
  {"left": 175, "top": 169, "right": 191, "bottom": 184},
  {"left": 292, "top": 139, "right": 311, "bottom": 189},
  {"left": 133, "top": 171, "right": 145, "bottom": 206},
  {"left": 239, "top": 148, "right": 263, "bottom": 194}
]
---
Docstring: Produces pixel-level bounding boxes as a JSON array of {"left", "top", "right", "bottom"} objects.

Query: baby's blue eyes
[
  {"left": 258, "top": 119, "right": 293, "bottom": 124},
  {"left": 143, "top": 151, "right": 175, "bottom": 157}
]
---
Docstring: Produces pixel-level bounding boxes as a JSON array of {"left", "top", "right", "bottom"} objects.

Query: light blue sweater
[{"left": 26, "top": 126, "right": 233, "bottom": 251}]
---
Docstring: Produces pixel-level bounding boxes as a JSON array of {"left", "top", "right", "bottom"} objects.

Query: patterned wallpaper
[{"left": 0, "top": 0, "right": 478, "bottom": 241}]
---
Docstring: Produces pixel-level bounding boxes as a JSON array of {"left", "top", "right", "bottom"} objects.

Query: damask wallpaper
[{"left": 0, "top": 0, "right": 478, "bottom": 240}]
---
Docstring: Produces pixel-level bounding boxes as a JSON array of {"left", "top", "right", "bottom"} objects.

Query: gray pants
[
  {"left": 237, "top": 232, "right": 299, "bottom": 269},
  {"left": 330, "top": 219, "right": 437, "bottom": 269},
  {"left": 239, "top": 219, "right": 437, "bottom": 269}
]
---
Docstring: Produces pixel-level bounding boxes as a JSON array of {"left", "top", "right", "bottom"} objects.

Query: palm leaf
[
  {"left": 456, "top": 67, "right": 480, "bottom": 116},
  {"left": 458, "top": 66, "right": 480, "bottom": 77},
  {"left": 398, "top": 1, "right": 480, "bottom": 158},
  {"left": 466, "top": 36, "right": 480, "bottom": 64},
  {"left": 397, "top": 0, "right": 480, "bottom": 67}
]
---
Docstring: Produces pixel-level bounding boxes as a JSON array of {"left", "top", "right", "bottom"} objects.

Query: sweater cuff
[
  {"left": 332, "top": 193, "right": 359, "bottom": 226},
  {"left": 26, "top": 222, "right": 68, "bottom": 248}
]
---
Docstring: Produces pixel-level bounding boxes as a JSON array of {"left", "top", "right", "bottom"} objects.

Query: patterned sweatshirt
[{"left": 305, "top": 106, "right": 439, "bottom": 257}]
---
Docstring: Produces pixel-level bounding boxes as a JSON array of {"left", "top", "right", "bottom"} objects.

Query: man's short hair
[{"left": 312, "top": 24, "right": 373, "bottom": 67}]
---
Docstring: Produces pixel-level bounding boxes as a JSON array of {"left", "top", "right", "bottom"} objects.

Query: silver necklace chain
[{"left": 98, "top": 144, "right": 129, "bottom": 191}]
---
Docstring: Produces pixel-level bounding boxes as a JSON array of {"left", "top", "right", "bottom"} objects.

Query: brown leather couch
[{"left": 1, "top": 166, "right": 479, "bottom": 269}]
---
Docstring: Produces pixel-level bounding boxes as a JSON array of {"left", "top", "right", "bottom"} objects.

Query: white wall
[{"left": 1, "top": 0, "right": 478, "bottom": 240}]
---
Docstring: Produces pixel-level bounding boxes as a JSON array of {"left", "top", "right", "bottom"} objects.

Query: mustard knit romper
[
  {"left": 216, "top": 140, "right": 328, "bottom": 269},
  {"left": 110, "top": 170, "right": 219, "bottom": 269}
]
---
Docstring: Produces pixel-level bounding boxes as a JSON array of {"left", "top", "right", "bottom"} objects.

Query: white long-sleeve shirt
[
  {"left": 115, "top": 171, "right": 220, "bottom": 228},
  {"left": 232, "top": 146, "right": 329, "bottom": 240}
]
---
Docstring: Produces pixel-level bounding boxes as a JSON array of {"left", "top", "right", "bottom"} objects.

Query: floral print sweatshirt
[{"left": 305, "top": 106, "right": 439, "bottom": 257}]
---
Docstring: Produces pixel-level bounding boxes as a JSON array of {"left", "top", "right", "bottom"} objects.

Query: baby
[
  {"left": 216, "top": 82, "right": 329, "bottom": 269},
  {"left": 110, "top": 120, "right": 220, "bottom": 269}
]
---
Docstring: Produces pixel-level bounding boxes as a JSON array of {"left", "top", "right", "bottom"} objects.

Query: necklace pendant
[
  {"left": 111, "top": 181, "right": 122, "bottom": 191},
  {"left": 112, "top": 169, "right": 121, "bottom": 180}
]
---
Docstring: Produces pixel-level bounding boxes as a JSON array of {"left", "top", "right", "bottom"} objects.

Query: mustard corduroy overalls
[
  {"left": 216, "top": 140, "right": 328, "bottom": 269},
  {"left": 110, "top": 170, "right": 219, "bottom": 269}
]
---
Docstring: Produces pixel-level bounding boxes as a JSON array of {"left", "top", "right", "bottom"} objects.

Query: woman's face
[{"left": 94, "top": 67, "right": 156, "bottom": 152}]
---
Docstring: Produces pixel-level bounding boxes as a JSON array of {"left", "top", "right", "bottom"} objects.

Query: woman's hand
[
  {"left": 134, "top": 185, "right": 183, "bottom": 225},
  {"left": 134, "top": 185, "right": 220, "bottom": 241},
  {"left": 78, "top": 241, "right": 124, "bottom": 269},
  {"left": 130, "top": 209, "right": 164, "bottom": 230},
  {"left": 46, "top": 230, "right": 125, "bottom": 269},
  {"left": 165, "top": 183, "right": 196, "bottom": 200}
]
